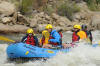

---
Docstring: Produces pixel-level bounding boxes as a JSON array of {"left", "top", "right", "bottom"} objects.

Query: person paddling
[
  {"left": 39, "top": 30, "right": 50, "bottom": 47},
  {"left": 81, "top": 24, "right": 93, "bottom": 44},
  {"left": 72, "top": 24, "right": 87, "bottom": 43},
  {"left": 21, "top": 28, "right": 38, "bottom": 46},
  {"left": 42, "top": 24, "right": 62, "bottom": 49}
]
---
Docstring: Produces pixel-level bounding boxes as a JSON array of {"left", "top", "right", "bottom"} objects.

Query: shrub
[
  {"left": 57, "top": 0, "right": 80, "bottom": 20},
  {"left": 43, "top": 5, "right": 55, "bottom": 15},
  {"left": 85, "top": 0, "right": 100, "bottom": 11},
  {"left": 20, "top": 0, "right": 33, "bottom": 15}
]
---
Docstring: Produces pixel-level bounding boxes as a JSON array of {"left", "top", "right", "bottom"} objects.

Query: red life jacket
[
  {"left": 72, "top": 32, "right": 80, "bottom": 42},
  {"left": 26, "top": 35, "right": 35, "bottom": 46},
  {"left": 49, "top": 32, "right": 63, "bottom": 46}
]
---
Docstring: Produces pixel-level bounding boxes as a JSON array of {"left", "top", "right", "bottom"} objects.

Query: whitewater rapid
[{"left": 0, "top": 31, "right": 100, "bottom": 66}]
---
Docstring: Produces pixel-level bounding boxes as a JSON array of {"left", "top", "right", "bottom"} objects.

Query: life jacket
[
  {"left": 41, "top": 37, "right": 45, "bottom": 45},
  {"left": 72, "top": 32, "right": 80, "bottom": 42},
  {"left": 49, "top": 32, "right": 63, "bottom": 46},
  {"left": 26, "top": 35, "right": 35, "bottom": 46},
  {"left": 72, "top": 31, "right": 87, "bottom": 42},
  {"left": 77, "top": 31, "right": 87, "bottom": 39},
  {"left": 40, "top": 36, "right": 49, "bottom": 45}
]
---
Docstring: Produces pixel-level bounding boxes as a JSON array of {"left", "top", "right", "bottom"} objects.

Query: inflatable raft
[{"left": 6, "top": 43, "right": 70, "bottom": 58}]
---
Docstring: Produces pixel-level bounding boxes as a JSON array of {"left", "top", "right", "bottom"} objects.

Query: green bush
[
  {"left": 85, "top": 0, "right": 100, "bottom": 11},
  {"left": 43, "top": 5, "right": 55, "bottom": 15},
  {"left": 21, "top": 0, "right": 34, "bottom": 15},
  {"left": 57, "top": 0, "right": 80, "bottom": 20}
]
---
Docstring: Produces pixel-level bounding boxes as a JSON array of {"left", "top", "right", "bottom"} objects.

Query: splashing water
[{"left": 0, "top": 31, "right": 100, "bottom": 66}]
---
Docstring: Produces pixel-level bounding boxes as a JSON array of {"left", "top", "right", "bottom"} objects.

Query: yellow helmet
[
  {"left": 45, "top": 24, "right": 53, "bottom": 29},
  {"left": 73, "top": 25, "right": 81, "bottom": 29},
  {"left": 42, "top": 30, "right": 50, "bottom": 38},
  {"left": 42, "top": 30, "right": 48, "bottom": 35},
  {"left": 27, "top": 28, "right": 34, "bottom": 34}
]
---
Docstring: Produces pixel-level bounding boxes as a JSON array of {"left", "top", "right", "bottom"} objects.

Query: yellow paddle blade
[
  {"left": 98, "top": 41, "right": 100, "bottom": 45},
  {"left": 0, "top": 36, "right": 15, "bottom": 42}
]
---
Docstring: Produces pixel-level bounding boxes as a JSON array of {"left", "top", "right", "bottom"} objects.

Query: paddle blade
[
  {"left": 98, "top": 41, "right": 100, "bottom": 45},
  {"left": 0, "top": 36, "right": 15, "bottom": 42}
]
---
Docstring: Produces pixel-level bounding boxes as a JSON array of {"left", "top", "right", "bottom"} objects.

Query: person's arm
[
  {"left": 89, "top": 31, "right": 93, "bottom": 42},
  {"left": 34, "top": 36, "right": 39, "bottom": 46},
  {"left": 49, "top": 32, "right": 61, "bottom": 43},
  {"left": 21, "top": 35, "right": 27, "bottom": 43}
]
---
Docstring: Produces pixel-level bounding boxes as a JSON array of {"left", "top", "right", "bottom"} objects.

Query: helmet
[
  {"left": 81, "top": 24, "right": 87, "bottom": 30},
  {"left": 73, "top": 25, "right": 81, "bottom": 29},
  {"left": 45, "top": 24, "right": 53, "bottom": 29},
  {"left": 42, "top": 30, "right": 49, "bottom": 38},
  {"left": 27, "top": 28, "right": 34, "bottom": 34},
  {"left": 42, "top": 30, "right": 48, "bottom": 35}
]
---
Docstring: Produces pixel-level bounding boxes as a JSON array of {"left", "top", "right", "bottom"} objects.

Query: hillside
[{"left": 0, "top": 0, "right": 100, "bottom": 33}]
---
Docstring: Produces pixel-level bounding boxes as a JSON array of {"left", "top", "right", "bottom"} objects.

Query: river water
[{"left": 0, "top": 31, "right": 100, "bottom": 66}]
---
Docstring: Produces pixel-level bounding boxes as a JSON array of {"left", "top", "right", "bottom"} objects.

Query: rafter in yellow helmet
[{"left": 73, "top": 25, "right": 81, "bottom": 29}]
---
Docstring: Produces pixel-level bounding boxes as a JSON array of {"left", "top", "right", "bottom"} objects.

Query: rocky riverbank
[{"left": 0, "top": 1, "right": 100, "bottom": 34}]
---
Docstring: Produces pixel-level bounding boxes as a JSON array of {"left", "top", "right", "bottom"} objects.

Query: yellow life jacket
[
  {"left": 40, "top": 30, "right": 50, "bottom": 45},
  {"left": 77, "top": 31, "right": 87, "bottom": 39},
  {"left": 40, "top": 38, "right": 49, "bottom": 45}
]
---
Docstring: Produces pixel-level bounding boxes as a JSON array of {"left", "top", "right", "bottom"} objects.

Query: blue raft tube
[{"left": 6, "top": 42, "right": 70, "bottom": 59}]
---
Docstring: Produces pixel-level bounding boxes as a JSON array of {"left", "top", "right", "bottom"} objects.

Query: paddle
[
  {"left": 98, "top": 41, "right": 100, "bottom": 46},
  {"left": 0, "top": 36, "right": 15, "bottom": 43}
]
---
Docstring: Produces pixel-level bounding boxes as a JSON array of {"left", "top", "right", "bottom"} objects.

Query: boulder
[
  {"left": 51, "top": 13, "right": 71, "bottom": 26},
  {"left": 37, "top": 24, "right": 47, "bottom": 32},
  {"left": 0, "top": 1, "right": 16, "bottom": 17},
  {"left": 0, "top": 24, "right": 29, "bottom": 33},
  {"left": 30, "top": 18, "right": 38, "bottom": 27},
  {"left": 91, "top": 14, "right": 100, "bottom": 30},
  {"left": 17, "top": 12, "right": 29, "bottom": 25},
  {"left": 1, "top": 17, "right": 12, "bottom": 24}
]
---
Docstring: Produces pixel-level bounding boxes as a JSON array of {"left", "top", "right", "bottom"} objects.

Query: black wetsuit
[{"left": 85, "top": 30, "right": 93, "bottom": 42}]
